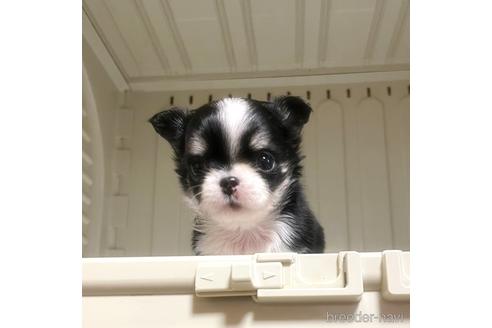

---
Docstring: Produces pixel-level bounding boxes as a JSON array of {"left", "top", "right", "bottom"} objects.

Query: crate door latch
[{"left": 195, "top": 251, "right": 363, "bottom": 303}]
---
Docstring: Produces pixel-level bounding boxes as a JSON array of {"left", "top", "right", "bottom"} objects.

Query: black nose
[{"left": 220, "top": 176, "right": 240, "bottom": 196}]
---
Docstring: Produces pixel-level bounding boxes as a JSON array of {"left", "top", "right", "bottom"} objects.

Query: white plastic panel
[
  {"left": 83, "top": 251, "right": 410, "bottom": 327},
  {"left": 250, "top": 0, "right": 297, "bottom": 70},
  {"left": 315, "top": 100, "right": 349, "bottom": 250},
  {"left": 152, "top": 137, "right": 181, "bottom": 255},
  {"left": 386, "top": 96, "right": 410, "bottom": 249},
  {"left": 83, "top": 0, "right": 410, "bottom": 90},
  {"left": 82, "top": 251, "right": 409, "bottom": 299},
  {"left": 138, "top": 0, "right": 189, "bottom": 74},
  {"left": 222, "top": 0, "right": 254, "bottom": 71},
  {"left": 104, "top": 0, "right": 167, "bottom": 77},
  {"left": 324, "top": 0, "right": 375, "bottom": 64},
  {"left": 83, "top": 292, "right": 409, "bottom": 327},
  {"left": 83, "top": 0, "right": 140, "bottom": 77},
  {"left": 356, "top": 98, "right": 393, "bottom": 249},
  {"left": 82, "top": 61, "right": 109, "bottom": 257},
  {"left": 169, "top": 0, "right": 229, "bottom": 74}
]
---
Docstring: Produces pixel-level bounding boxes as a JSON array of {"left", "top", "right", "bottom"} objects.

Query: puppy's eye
[
  {"left": 256, "top": 151, "right": 275, "bottom": 172},
  {"left": 189, "top": 161, "right": 203, "bottom": 177}
]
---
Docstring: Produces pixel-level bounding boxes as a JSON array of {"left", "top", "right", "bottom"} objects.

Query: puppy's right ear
[{"left": 149, "top": 108, "right": 188, "bottom": 153}]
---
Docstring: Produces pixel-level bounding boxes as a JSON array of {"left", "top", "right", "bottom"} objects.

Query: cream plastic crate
[
  {"left": 82, "top": 2, "right": 410, "bottom": 326},
  {"left": 83, "top": 250, "right": 409, "bottom": 327}
]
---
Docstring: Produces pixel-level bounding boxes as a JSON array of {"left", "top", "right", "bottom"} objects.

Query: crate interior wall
[{"left": 97, "top": 80, "right": 409, "bottom": 257}]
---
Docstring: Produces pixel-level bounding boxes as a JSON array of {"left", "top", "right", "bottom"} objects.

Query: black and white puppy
[{"left": 149, "top": 96, "right": 325, "bottom": 255}]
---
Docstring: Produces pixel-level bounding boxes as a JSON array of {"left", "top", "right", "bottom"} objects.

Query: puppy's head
[{"left": 149, "top": 96, "right": 311, "bottom": 228}]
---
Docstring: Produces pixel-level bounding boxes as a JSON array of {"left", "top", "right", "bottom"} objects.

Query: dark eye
[
  {"left": 189, "top": 161, "right": 203, "bottom": 177},
  {"left": 256, "top": 151, "right": 275, "bottom": 172}
]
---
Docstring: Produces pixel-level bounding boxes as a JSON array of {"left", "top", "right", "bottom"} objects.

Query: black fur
[{"left": 150, "top": 96, "right": 325, "bottom": 254}]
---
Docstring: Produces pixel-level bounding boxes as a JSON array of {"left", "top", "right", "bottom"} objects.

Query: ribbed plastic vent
[
  {"left": 82, "top": 105, "right": 93, "bottom": 251},
  {"left": 82, "top": 67, "right": 105, "bottom": 257}
]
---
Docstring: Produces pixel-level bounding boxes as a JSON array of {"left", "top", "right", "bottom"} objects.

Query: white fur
[
  {"left": 217, "top": 98, "right": 251, "bottom": 157},
  {"left": 280, "top": 163, "right": 289, "bottom": 174},
  {"left": 195, "top": 219, "right": 273, "bottom": 255},
  {"left": 249, "top": 130, "right": 270, "bottom": 150},
  {"left": 199, "top": 163, "right": 271, "bottom": 229},
  {"left": 190, "top": 162, "right": 296, "bottom": 255},
  {"left": 268, "top": 219, "right": 297, "bottom": 252},
  {"left": 270, "top": 176, "right": 293, "bottom": 208},
  {"left": 188, "top": 135, "right": 207, "bottom": 155},
  {"left": 194, "top": 214, "right": 296, "bottom": 255}
]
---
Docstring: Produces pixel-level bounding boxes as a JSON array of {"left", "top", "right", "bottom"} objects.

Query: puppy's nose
[{"left": 220, "top": 176, "right": 239, "bottom": 196}]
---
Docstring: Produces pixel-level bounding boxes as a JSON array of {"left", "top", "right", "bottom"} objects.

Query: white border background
[
  {"left": 0, "top": 1, "right": 80, "bottom": 327},
  {"left": 411, "top": 0, "right": 492, "bottom": 326},
  {"left": 0, "top": 1, "right": 491, "bottom": 326}
]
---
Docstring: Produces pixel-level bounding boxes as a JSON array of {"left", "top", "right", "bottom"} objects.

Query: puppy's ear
[
  {"left": 149, "top": 108, "right": 188, "bottom": 153},
  {"left": 270, "top": 96, "right": 312, "bottom": 134}
]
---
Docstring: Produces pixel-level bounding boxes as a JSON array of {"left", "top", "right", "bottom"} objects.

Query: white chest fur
[{"left": 195, "top": 220, "right": 294, "bottom": 255}]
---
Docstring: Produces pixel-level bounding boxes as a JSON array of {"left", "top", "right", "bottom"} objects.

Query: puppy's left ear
[
  {"left": 148, "top": 107, "right": 188, "bottom": 153},
  {"left": 271, "top": 96, "right": 312, "bottom": 134}
]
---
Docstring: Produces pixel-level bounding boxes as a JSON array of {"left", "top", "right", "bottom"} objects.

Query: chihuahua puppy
[{"left": 149, "top": 96, "right": 325, "bottom": 255}]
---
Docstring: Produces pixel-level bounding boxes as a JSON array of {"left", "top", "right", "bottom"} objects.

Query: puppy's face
[{"left": 150, "top": 97, "right": 311, "bottom": 228}]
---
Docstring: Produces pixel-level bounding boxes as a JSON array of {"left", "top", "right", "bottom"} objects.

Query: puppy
[{"left": 149, "top": 96, "right": 325, "bottom": 255}]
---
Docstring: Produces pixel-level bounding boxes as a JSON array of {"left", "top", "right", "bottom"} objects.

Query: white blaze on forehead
[{"left": 217, "top": 98, "right": 251, "bottom": 156}]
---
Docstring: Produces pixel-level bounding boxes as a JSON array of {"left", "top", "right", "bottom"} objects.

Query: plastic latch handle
[
  {"left": 381, "top": 250, "right": 410, "bottom": 301},
  {"left": 253, "top": 251, "right": 363, "bottom": 303}
]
